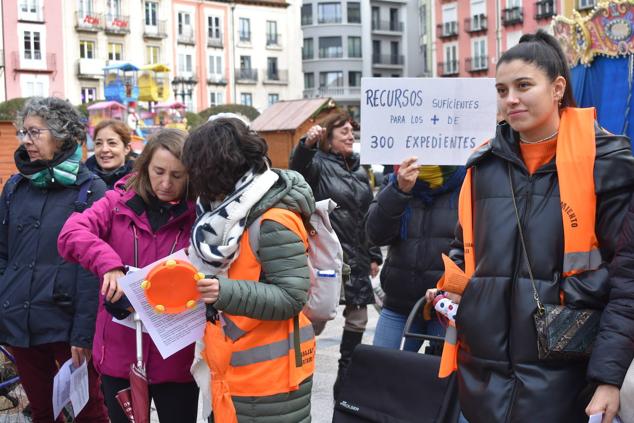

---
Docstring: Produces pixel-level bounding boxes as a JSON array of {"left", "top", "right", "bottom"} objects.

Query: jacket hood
[{"left": 247, "top": 169, "right": 315, "bottom": 225}]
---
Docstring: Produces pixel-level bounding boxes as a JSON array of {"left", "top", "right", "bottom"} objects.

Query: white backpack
[{"left": 248, "top": 199, "right": 343, "bottom": 323}]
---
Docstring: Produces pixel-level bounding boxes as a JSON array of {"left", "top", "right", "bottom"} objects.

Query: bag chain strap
[{"left": 507, "top": 163, "right": 545, "bottom": 316}]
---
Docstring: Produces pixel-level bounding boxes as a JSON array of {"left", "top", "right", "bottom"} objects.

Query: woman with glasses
[{"left": 0, "top": 97, "right": 109, "bottom": 422}]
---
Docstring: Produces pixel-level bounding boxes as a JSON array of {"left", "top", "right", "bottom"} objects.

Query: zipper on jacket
[{"left": 505, "top": 170, "right": 534, "bottom": 423}]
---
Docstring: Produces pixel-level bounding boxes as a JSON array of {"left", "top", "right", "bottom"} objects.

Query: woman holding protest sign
[
  {"left": 290, "top": 111, "right": 382, "bottom": 399},
  {"left": 426, "top": 30, "right": 634, "bottom": 423},
  {"left": 58, "top": 129, "right": 199, "bottom": 423}
]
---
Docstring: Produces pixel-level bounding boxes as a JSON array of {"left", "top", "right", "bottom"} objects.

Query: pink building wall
[
  {"left": 435, "top": 0, "right": 553, "bottom": 78},
  {"left": 3, "top": 0, "right": 65, "bottom": 100},
  {"left": 171, "top": 0, "right": 231, "bottom": 112}
]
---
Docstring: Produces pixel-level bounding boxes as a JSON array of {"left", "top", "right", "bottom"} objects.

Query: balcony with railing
[
  {"left": 12, "top": 51, "right": 57, "bottom": 76},
  {"left": 207, "top": 74, "right": 227, "bottom": 85},
  {"left": 75, "top": 11, "right": 103, "bottom": 32},
  {"left": 303, "top": 86, "right": 361, "bottom": 99},
  {"left": 372, "top": 54, "right": 405, "bottom": 66},
  {"left": 208, "top": 34, "right": 223, "bottom": 48},
  {"left": 465, "top": 14, "right": 487, "bottom": 33},
  {"left": 105, "top": 14, "right": 130, "bottom": 34},
  {"left": 235, "top": 68, "right": 258, "bottom": 83},
  {"left": 144, "top": 20, "right": 167, "bottom": 39},
  {"left": 77, "top": 58, "right": 106, "bottom": 79},
  {"left": 502, "top": 7, "right": 523, "bottom": 25},
  {"left": 177, "top": 27, "right": 195, "bottom": 45},
  {"left": 266, "top": 33, "right": 282, "bottom": 48},
  {"left": 371, "top": 20, "right": 404, "bottom": 32},
  {"left": 437, "top": 21, "right": 459, "bottom": 39},
  {"left": 466, "top": 56, "right": 489, "bottom": 72},
  {"left": 18, "top": 6, "right": 45, "bottom": 23},
  {"left": 535, "top": 1, "right": 556, "bottom": 19},
  {"left": 238, "top": 31, "right": 252, "bottom": 43},
  {"left": 263, "top": 69, "right": 288, "bottom": 84},
  {"left": 438, "top": 60, "right": 459, "bottom": 76}
]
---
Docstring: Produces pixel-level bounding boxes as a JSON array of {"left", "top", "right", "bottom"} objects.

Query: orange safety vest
[
  {"left": 437, "top": 107, "right": 599, "bottom": 377},
  {"left": 202, "top": 208, "right": 316, "bottom": 422}
]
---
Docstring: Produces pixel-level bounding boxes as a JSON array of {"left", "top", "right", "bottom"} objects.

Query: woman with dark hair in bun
[
  {"left": 425, "top": 30, "right": 634, "bottom": 422},
  {"left": 183, "top": 116, "right": 316, "bottom": 422}
]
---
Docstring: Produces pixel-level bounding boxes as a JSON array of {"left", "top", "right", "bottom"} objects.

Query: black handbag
[{"left": 508, "top": 163, "right": 601, "bottom": 360}]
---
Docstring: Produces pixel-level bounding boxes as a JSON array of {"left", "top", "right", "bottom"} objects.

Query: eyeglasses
[{"left": 16, "top": 127, "right": 51, "bottom": 142}]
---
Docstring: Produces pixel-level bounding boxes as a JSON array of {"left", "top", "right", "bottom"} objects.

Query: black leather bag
[{"left": 508, "top": 164, "right": 600, "bottom": 361}]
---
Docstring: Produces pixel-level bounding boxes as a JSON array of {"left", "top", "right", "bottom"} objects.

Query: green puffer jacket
[{"left": 212, "top": 168, "right": 315, "bottom": 423}]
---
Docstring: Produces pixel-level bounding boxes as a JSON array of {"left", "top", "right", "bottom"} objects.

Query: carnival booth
[
  {"left": 554, "top": 0, "right": 634, "bottom": 141},
  {"left": 86, "top": 101, "right": 127, "bottom": 138},
  {"left": 104, "top": 62, "right": 140, "bottom": 105},
  {"left": 138, "top": 64, "right": 171, "bottom": 103}
]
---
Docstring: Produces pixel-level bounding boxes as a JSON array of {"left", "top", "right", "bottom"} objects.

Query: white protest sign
[{"left": 360, "top": 77, "right": 497, "bottom": 165}]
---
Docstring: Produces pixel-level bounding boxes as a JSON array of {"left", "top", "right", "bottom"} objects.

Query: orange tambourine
[{"left": 141, "top": 259, "right": 204, "bottom": 314}]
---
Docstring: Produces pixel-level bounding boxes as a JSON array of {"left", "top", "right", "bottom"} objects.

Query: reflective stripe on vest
[
  {"left": 222, "top": 315, "right": 247, "bottom": 342},
  {"left": 563, "top": 248, "right": 602, "bottom": 275},
  {"left": 230, "top": 324, "right": 315, "bottom": 367}
]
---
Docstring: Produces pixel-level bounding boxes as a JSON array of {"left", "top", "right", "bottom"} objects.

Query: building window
[
  {"left": 304, "top": 72, "right": 314, "bottom": 89},
  {"left": 349, "top": 71, "right": 361, "bottom": 87},
  {"left": 266, "top": 21, "right": 278, "bottom": 46},
  {"left": 347, "top": 2, "right": 361, "bottom": 23},
  {"left": 319, "top": 37, "right": 343, "bottom": 58},
  {"left": 239, "top": 18, "right": 251, "bottom": 42},
  {"left": 267, "top": 57, "right": 278, "bottom": 80},
  {"left": 209, "top": 91, "right": 224, "bottom": 106},
  {"left": 319, "top": 71, "right": 343, "bottom": 88},
  {"left": 146, "top": 45, "right": 160, "bottom": 64},
  {"left": 240, "top": 93, "right": 253, "bottom": 106},
  {"left": 81, "top": 87, "right": 97, "bottom": 104},
  {"left": 443, "top": 44, "right": 458, "bottom": 74},
  {"left": 207, "top": 55, "right": 222, "bottom": 76},
  {"left": 318, "top": 3, "right": 341, "bottom": 24},
  {"left": 208, "top": 16, "right": 221, "bottom": 39},
  {"left": 268, "top": 94, "right": 279, "bottom": 106},
  {"left": 302, "top": 38, "right": 314, "bottom": 60},
  {"left": 108, "top": 42, "right": 123, "bottom": 61},
  {"left": 577, "top": 0, "right": 595, "bottom": 9},
  {"left": 79, "top": 40, "right": 95, "bottom": 59},
  {"left": 24, "top": 31, "right": 42, "bottom": 60},
  {"left": 144, "top": 1, "right": 158, "bottom": 26},
  {"left": 507, "top": 0, "right": 521, "bottom": 7},
  {"left": 301, "top": 4, "right": 313, "bottom": 25},
  {"left": 348, "top": 37, "right": 362, "bottom": 58},
  {"left": 178, "top": 53, "right": 193, "bottom": 74},
  {"left": 177, "top": 12, "right": 191, "bottom": 35},
  {"left": 20, "top": 0, "right": 39, "bottom": 14},
  {"left": 78, "top": 0, "right": 93, "bottom": 16},
  {"left": 240, "top": 55, "right": 252, "bottom": 70},
  {"left": 471, "top": 38, "right": 487, "bottom": 70},
  {"left": 107, "top": 0, "right": 121, "bottom": 17},
  {"left": 371, "top": 7, "right": 380, "bottom": 29}
]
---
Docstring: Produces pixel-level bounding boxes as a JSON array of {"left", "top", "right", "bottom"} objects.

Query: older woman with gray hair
[{"left": 0, "top": 97, "right": 108, "bottom": 422}]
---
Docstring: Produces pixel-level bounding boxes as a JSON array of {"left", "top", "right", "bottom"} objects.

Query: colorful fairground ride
[
  {"left": 86, "top": 63, "right": 187, "bottom": 152},
  {"left": 553, "top": 0, "right": 634, "bottom": 141}
]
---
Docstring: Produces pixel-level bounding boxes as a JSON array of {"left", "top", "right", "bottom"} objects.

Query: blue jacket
[{"left": 0, "top": 165, "right": 107, "bottom": 348}]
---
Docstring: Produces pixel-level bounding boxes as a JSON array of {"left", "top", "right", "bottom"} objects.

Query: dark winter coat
[
  {"left": 0, "top": 166, "right": 107, "bottom": 348},
  {"left": 85, "top": 155, "right": 134, "bottom": 189},
  {"left": 451, "top": 122, "right": 634, "bottom": 423},
  {"left": 290, "top": 139, "right": 382, "bottom": 306},
  {"left": 366, "top": 180, "right": 458, "bottom": 315}
]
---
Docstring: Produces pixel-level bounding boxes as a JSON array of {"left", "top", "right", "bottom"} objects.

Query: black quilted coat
[
  {"left": 290, "top": 139, "right": 382, "bottom": 306},
  {"left": 451, "top": 122, "right": 634, "bottom": 423}
]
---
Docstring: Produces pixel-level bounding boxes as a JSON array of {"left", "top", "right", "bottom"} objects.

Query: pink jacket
[{"left": 58, "top": 183, "right": 196, "bottom": 384}]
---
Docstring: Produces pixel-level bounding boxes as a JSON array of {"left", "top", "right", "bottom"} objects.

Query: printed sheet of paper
[
  {"left": 117, "top": 249, "right": 206, "bottom": 359},
  {"left": 52, "top": 359, "right": 89, "bottom": 419}
]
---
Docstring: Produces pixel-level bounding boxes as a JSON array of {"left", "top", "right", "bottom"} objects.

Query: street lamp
[{"left": 171, "top": 76, "right": 197, "bottom": 111}]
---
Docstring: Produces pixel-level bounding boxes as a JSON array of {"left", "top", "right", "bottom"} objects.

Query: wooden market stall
[
  {"left": 0, "top": 121, "right": 19, "bottom": 189},
  {"left": 251, "top": 98, "right": 337, "bottom": 168}
]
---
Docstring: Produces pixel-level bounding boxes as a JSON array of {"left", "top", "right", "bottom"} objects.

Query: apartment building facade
[
  {"left": 434, "top": 0, "right": 560, "bottom": 78},
  {"left": 301, "top": 0, "right": 427, "bottom": 120},
  {"left": 62, "top": 0, "right": 173, "bottom": 105},
  {"left": 3, "top": 0, "right": 65, "bottom": 100}
]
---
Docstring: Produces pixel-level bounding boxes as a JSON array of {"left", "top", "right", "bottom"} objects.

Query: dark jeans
[
  {"left": 11, "top": 342, "right": 109, "bottom": 423},
  {"left": 101, "top": 374, "right": 199, "bottom": 423}
]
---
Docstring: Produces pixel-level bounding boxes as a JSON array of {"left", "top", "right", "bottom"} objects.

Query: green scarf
[{"left": 24, "top": 145, "right": 83, "bottom": 188}]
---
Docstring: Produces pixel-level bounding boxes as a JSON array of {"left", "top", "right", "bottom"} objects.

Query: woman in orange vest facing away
[
  {"left": 427, "top": 30, "right": 634, "bottom": 423},
  {"left": 182, "top": 115, "right": 316, "bottom": 423}
]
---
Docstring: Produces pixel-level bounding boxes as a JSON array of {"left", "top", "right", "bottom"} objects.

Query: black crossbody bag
[{"left": 508, "top": 163, "right": 601, "bottom": 360}]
